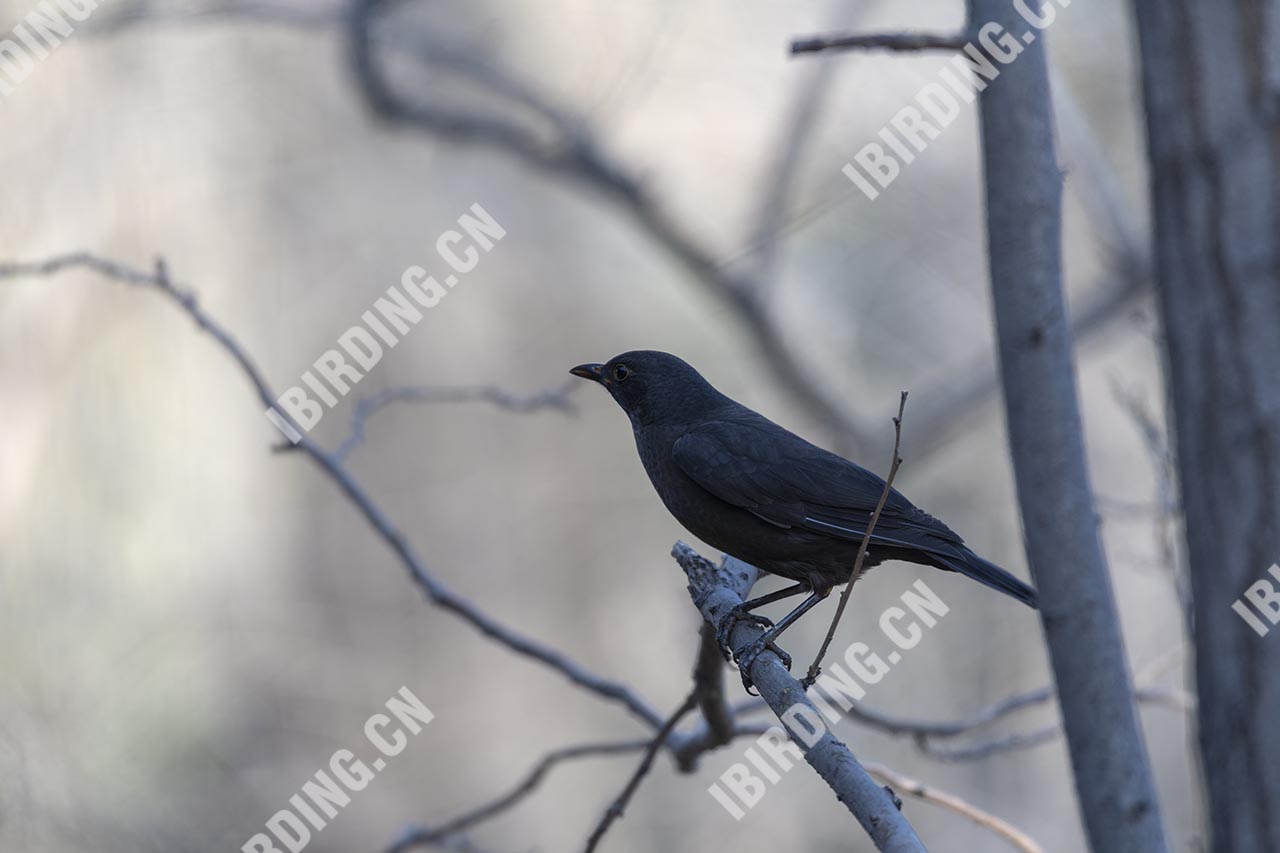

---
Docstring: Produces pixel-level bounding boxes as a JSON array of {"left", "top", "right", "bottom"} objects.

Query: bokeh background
[{"left": 0, "top": 1, "right": 1194, "bottom": 851}]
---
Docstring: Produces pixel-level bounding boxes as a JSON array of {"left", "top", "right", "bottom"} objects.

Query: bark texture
[
  {"left": 1131, "top": 2, "right": 1280, "bottom": 850},
  {"left": 968, "top": 1, "right": 1168, "bottom": 850}
]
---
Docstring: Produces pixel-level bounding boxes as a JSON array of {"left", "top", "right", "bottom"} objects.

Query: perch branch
[{"left": 674, "top": 542, "right": 926, "bottom": 852}]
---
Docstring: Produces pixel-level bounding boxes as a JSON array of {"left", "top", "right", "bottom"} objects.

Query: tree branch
[
  {"left": 334, "top": 381, "right": 579, "bottom": 460},
  {"left": 0, "top": 252, "right": 666, "bottom": 732},
  {"left": 388, "top": 740, "right": 650, "bottom": 853},
  {"left": 790, "top": 31, "right": 968, "bottom": 55},
  {"left": 582, "top": 691, "right": 700, "bottom": 853},
  {"left": 674, "top": 542, "right": 926, "bottom": 852},
  {"left": 863, "top": 762, "right": 1044, "bottom": 853}
]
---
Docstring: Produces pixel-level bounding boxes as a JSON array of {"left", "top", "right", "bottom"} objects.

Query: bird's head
[{"left": 570, "top": 350, "right": 725, "bottom": 425}]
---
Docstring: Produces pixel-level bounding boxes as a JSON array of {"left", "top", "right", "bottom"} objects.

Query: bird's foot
[
  {"left": 734, "top": 635, "right": 792, "bottom": 694},
  {"left": 714, "top": 605, "right": 774, "bottom": 660}
]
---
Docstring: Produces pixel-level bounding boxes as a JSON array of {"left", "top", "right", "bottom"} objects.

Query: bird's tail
[{"left": 932, "top": 548, "right": 1038, "bottom": 609}]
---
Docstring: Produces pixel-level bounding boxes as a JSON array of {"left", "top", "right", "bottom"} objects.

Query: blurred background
[{"left": 0, "top": 1, "right": 1194, "bottom": 851}]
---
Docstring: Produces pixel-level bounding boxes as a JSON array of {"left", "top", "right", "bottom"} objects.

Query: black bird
[{"left": 571, "top": 350, "right": 1036, "bottom": 682}]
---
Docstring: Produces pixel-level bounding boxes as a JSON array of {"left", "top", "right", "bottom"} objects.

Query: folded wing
[{"left": 672, "top": 415, "right": 964, "bottom": 557}]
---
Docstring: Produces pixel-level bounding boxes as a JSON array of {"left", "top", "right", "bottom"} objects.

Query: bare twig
[
  {"left": 386, "top": 832, "right": 500, "bottom": 853},
  {"left": 91, "top": 0, "right": 574, "bottom": 138},
  {"left": 804, "top": 391, "right": 908, "bottom": 685},
  {"left": 919, "top": 683, "right": 1195, "bottom": 762},
  {"left": 916, "top": 724, "right": 1061, "bottom": 762},
  {"left": 675, "top": 542, "right": 927, "bottom": 852},
  {"left": 732, "top": 673, "right": 1192, "bottom": 761},
  {"left": 1109, "top": 378, "right": 1188, "bottom": 629},
  {"left": 1051, "top": 68, "right": 1147, "bottom": 266},
  {"left": 863, "top": 762, "right": 1045, "bottom": 853},
  {"left": 390, "top": 740, "right": 650, "bottom": 853},
  {"left": 1133, "top": 644, "right": 1185, "bottom": 685},
  {"left": 335, "top": 380, "right": 579, "bottom": 460},
  {"left": 395, "top": 672, "right": 1185, "bottom": 847},
  {"left": 0, "top": 253, "right": 666, "bottom": 731},
  {"left": 791, "top": 31, "right": 967, "bottom": 55},
  {"left": 391, "top": 717, "right": 780, "bottom": 851},
  {"left": 582, "top": 691, "right": 700, "bottom": 853}
]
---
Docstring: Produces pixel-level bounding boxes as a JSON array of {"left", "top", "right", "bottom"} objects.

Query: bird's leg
[
  {"left": 741, "top": 582, "right": 813, "bottom": 612},
  {"left": 714, "top": 582, "right": 811, "bottom": 658},
  {"left": 735, "top": 586, "right": 833, "bottom": 692}
]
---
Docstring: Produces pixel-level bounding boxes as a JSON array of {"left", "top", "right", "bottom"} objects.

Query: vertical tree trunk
[
  {"left": 967, "top": 1, "right": 1169, "bottom": 850},
  {"left": 1131, "top": 3, "right": 1280, "bottom": 850}
]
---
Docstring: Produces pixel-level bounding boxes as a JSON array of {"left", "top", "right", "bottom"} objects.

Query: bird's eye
[{"left": 612, "top": 364, "right": 631, "bottom": 382}]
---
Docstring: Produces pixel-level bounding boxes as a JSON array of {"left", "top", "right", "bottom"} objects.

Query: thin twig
[
  {"left": 843, "top": 685, "right": 1053, "bottom": 739},
  {"left": 791, "top": 31, "right": 968, "bottom": 55},
  {"left": 916, "top": 685, "right": 1193, "bottom": 762},
  {"left": 335, "top": 380, "right": 579, "bottom": 460},
  {"left": 804, "top": 391, "right": 908, "bottom": 685},
  {"left": 916, "top": 724, "right": 1061, "bottom": 762},
  {"left": 582, "top": 691, "right": 700, "bottom": 853},
  {"left": 863, "top": 762, "right": 1045, "bottom": 853},
  {"left": 1109, "top": 377, "right": 1188, "bottom": 631},
  {"left": 390, "top": 740, "right": 650, "bottom": 853},
  {"left": 393, "top": 717, "right": 778, "bottom": 851},
  {"left": 733, "top": 660, "right": 1192, "bottom": 760}
]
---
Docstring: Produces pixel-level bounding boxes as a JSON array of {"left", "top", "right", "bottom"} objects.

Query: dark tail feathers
[{"left": 933, "top": 549, "right": 1038, "bottom": 609}]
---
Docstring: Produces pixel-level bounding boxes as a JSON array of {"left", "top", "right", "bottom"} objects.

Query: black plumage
[{"left": 571, "top": 350, "right": 1036, "bottom": 675}]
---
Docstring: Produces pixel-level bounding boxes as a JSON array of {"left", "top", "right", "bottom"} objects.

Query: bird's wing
[{"left": 672, "top": 416, "right": 964, "bottom": 554}]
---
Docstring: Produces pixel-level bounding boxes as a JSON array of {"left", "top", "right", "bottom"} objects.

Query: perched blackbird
[{"left": 571, "top": 350, "right": 1037, "bottom": 682}]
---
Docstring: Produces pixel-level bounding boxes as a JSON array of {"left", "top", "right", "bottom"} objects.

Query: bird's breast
[{"left": 629, "top": 423, "right": 834, "bottom": 583}]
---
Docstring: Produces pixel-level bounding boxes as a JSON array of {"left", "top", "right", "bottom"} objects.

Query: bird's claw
[
  {"left": 734, "top": 635, "right": 793, "bottom": 694},
  {"left": 714, "top": 606, "right": 774, "bottom": 660}
]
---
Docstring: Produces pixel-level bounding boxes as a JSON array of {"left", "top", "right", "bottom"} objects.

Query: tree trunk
[
  {"left": 968, "top": 1, "right": 1169, "bottom": 850},
  {"left": 1131, "top": 3, "right": 1280, "bottom": 850}
]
